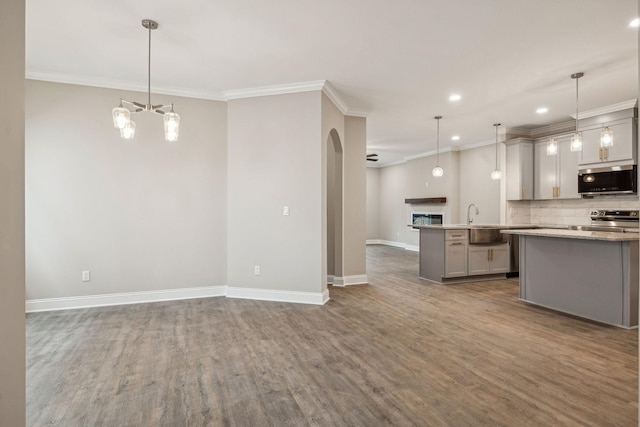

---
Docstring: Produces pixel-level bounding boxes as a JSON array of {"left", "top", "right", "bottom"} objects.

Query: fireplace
[{"left": 411, "top": 212, "right": 444, "bottom": 230}]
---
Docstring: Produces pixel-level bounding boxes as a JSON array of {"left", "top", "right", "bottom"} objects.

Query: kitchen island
[
  {"left": 414, "top": 224, "right": 535, "bottom": 284},
  {"left": 502, "top": 228, "right": 639, "bottom": 328}
]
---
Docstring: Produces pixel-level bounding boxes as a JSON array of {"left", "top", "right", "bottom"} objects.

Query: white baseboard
[
  {"left": 331, "top": 274, "right": 369, "bottom": 287},
  {"left": 327, "top": 274, "right": 335, "bottom": 285},
  {"left": 25, "top": 285, "right": 227, "bottom": 313},
  {"left": 227, "top": 286, "right": 329, "bottom": 305},
  {"left": 367, "top": 239, "right": 419, "bottom": 252}
]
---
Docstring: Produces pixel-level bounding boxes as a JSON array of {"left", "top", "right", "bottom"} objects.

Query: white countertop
[
  {"left": 410, "top": 224, "right": 537, "bottom": 230},
  {"left": 501, "top": 228, "right": 639, "bottom": 242}
]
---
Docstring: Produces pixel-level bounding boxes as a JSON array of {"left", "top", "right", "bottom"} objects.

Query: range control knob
[{"left": 590, "top": 211, "right": 599, "bottom": 216}]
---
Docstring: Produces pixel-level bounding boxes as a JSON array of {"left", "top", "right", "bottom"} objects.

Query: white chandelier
[{"left": 112, "top": 19, "right": 180, "bottom": 142}]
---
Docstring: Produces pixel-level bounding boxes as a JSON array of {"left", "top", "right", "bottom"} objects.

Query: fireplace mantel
[{"left": 404, "top": 197, "right": 447, "bottom": 204}]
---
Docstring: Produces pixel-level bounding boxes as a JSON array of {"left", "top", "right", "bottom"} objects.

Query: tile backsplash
[{"left": 507, "top": 195, "right": 639, "bottom": 226}]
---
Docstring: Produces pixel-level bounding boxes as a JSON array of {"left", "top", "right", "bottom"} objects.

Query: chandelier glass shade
[{"left": 112, "top": 19, "right": 180, "bottom": 141}]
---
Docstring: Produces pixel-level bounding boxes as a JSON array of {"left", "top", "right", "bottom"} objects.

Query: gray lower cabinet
[
  {"left": 468, "top": 243, "right": 509, "bottom": 275},
  {"left": 419, "top": 228, "right": 510, "bottom": 282},
  {"left": 444, "top": 240, "right": 467, "bottom": 278}
]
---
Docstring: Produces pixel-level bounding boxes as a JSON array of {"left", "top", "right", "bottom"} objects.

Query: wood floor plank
[{"left": 26, "top": 245, "right": 638, "bottom": 426}]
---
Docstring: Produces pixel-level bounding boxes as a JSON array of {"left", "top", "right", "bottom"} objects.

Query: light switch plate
[
  {"left": 82, "top": 271, "right": 91, "bottom": 282},
  {"left": 283, "top": 205, "right": 290, "bottom": 216}
]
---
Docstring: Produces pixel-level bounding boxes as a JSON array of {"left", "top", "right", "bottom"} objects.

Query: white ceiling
[{"left": 26, "top": 0, "right": 638, "bottom": 166}]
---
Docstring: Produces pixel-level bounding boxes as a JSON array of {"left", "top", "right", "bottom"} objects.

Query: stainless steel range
[{"left": 583, "top": 209, "right": 639, "bottom": 232}]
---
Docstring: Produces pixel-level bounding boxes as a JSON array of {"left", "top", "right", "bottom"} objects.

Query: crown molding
[
  {"left": 528, "top": 120, "right": 575, "bottom": 138},
  {"left": 345, "top": 110, "right": 369, "bottom": 117},
  {"left": 26, "top": 70, "right": 227, "bottom": 101},
  {"left": 223, "top": 80, "right": 327, "bottom": 100},
  {"left": 571, "top": 99, "right": 637, "bottom": 120},
  {"left": 404, "top": 146, "right": 460, "bottom": 162},
  {"left": 25, "top": 72, "right": 361, "bottom": 114},
  {"left": 321, "top": 80, "right": 349, "bottom": 114}
]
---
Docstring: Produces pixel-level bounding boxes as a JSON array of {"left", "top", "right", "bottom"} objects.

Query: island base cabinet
[
  {"left": 519, "top": 235, "right": 639, "bottom": 328},
  {"left": 468, "top": 243, "right": 509, "bottom": 275},
  {"left": 444, "top": 241, "right": 468, "bottom": 278}
]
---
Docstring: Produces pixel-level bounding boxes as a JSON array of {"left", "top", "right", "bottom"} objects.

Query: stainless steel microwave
[{"left": 578, "top": 165, "right": 637, "bottom": 195}]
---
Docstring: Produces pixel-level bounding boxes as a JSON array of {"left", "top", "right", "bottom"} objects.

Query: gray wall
[
  {"left": 25, "top": 81, "right": 228, "bottom": 299},
  {"left": 0, "top": 0, "right": 25, "bottom": 423},
  {"left": 227, "top": 92, "right": 324, "bottom": 293},
  {"left": 342, "top": 116, "right": 367, "bottom": 276},
  {"left": 366, "top": 167, "right": 380, "bottom": 240},
  {"left": 458, "top": 144, "right": 502, "bottom": 224},
  {"left": 370, "top": 146, "right": 501, "bottom": 248}
]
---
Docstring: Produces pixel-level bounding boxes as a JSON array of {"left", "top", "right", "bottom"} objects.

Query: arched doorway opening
[{"left": 326, "top": 129, "right": 343, "bottom": 285}]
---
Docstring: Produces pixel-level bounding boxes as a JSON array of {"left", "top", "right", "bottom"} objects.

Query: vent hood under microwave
[{"left": 578, "top": 165, "right": 637, "bottom": 196}]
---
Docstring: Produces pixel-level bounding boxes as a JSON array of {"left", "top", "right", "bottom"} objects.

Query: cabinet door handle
[
  {"left": 603, "top": 147, "right": 608, "bottom": 160},
  {"left": 598, "top": 148, "right": 603, "bottom": 160},
  {"left": 451, "top": 234, "right": 463, "bottom": 238},
  {"left": 521, "top": 186, "right": 525, "bottom": 199},
  {"left": 450, "top": 242, "right": 464, "bottom": 246}
]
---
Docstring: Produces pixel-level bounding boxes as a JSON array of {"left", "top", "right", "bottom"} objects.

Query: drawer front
[{"left": 445, "top": 230, "right": 468, "bottom": 241}]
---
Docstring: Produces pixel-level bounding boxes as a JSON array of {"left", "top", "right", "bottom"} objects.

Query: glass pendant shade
[
  {"left": 491, "top": 169, "right": 503, "bottom": 180},
  {"left": 112, "top": 106, "right": 130, "bottom": 129},
  {"left": 120, "top": 120, "right": 136, "bottom": 139},
  {"left": 546, "top": 138, "right": 558, "bottom": 155},
  {"left": 570, "top": 132, "right": 583, "bottom": 152},
  {"left": 432, "top": 166, "right": 444, "bottom": 177},
  {"left": 600, "top": 127, "right": 613, "bottom": 147},
  {"left": 164, "top": 111, "right": 180, "bottom": 141}
]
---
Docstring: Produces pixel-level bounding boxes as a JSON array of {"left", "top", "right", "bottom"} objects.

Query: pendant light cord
[
  {"left": 495, "top": 125, "right": 499, "bottom": 168},
  {"left": 436, "top": 117, "right": 440, "bottom": 164},
  {"left": 575, "top": 76, "right": 579, "bottom": 134},
  {"left": 147, "top": 24, "right": 152, "bottom": 107}
]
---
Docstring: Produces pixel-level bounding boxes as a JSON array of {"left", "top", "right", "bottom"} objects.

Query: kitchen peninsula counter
[{"left": 502, "top": 229, "right": 639, "bottom": 328}]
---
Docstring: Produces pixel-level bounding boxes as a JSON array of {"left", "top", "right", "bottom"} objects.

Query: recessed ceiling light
[
  {"left": 449, "top": 93, "right": 461, "bottom": 102},
  {"left": 536, "top": 107, "right": 549, "bottom": 114},
  {"left": 630, "top": 18, "right": 640, "bottom": 27},
  {"left": 451, "top": 135, "right": 460, "bottom": 141}
]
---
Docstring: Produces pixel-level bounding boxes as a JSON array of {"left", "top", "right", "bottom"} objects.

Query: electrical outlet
[
  {"left": 82, "top": 270, "right": 91, "bottom": 282},
  {"left": 283, "top": 205, "right": 290, "bottom": 216},
  {"left": 254, "top": 265, "right": 261, "bottom": 275}
]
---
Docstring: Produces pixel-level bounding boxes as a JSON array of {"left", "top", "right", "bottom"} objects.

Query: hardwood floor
[{"left": 27, "top": 245, "right": 638, "bottom": 426}]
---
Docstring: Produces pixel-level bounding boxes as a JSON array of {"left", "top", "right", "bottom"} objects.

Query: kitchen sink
[
  {"left": 468, "top": 227, "right": 506, "bottom": 244},
  {"left": 566, "top": 225, "right": 629, "bottom": 233}
]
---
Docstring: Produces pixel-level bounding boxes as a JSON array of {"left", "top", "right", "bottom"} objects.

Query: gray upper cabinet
[
  {"left": 534, "top": 135, "right": 580, "bottom": 200},
  {"left": 505, "top": 138, "right": 533, "bottom": 200},
  {"left": 579, "top": 117, "right": 636, "bottom": 167}
]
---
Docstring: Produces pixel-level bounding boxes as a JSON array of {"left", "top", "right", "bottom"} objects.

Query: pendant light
[
  {"left": 112, "top": 19, "right": 180, "bottom": 141},
  {"left": 490, "top": 123, "right": 503, "bottom": 180},
  {"left": 432, "top": 116, "right": 444, "bottom": 177},
  {"left": 546, "top": 138, "right": 558, "bottom": 156},
  {"left": 569, "top": 72, "right": 584, "bottom": 152},
  {"left": 600, "top": 126, "right": 613, "bottom": 148}
]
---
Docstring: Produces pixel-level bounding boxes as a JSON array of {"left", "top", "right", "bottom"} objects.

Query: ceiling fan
[{"left": 367, "top": 153, "right": 379, "bottom": 162}]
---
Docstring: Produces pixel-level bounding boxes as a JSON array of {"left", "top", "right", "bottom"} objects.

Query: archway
[{"left": 326, "top": 129, "right": 343, "bottom": 284}]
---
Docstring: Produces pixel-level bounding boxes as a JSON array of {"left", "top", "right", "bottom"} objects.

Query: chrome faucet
[{"left": 467, "top": 204, "right": 479, "bottom": 225}]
